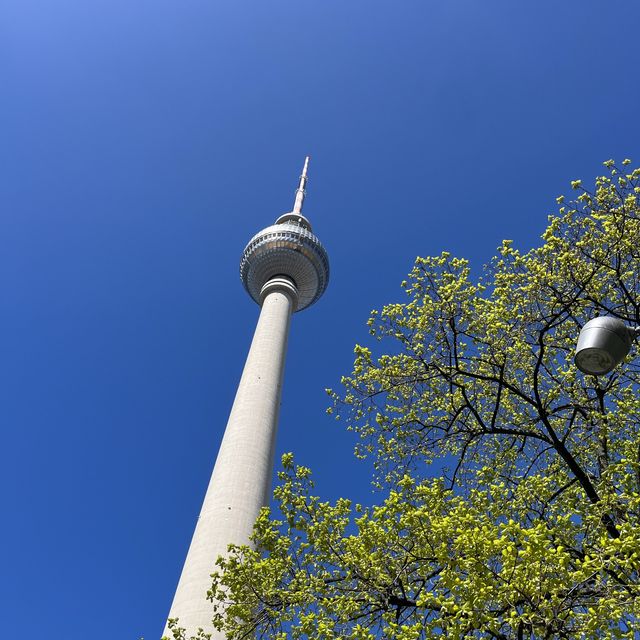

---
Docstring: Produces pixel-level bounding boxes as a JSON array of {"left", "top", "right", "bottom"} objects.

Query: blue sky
[{"left": 2, "top": 1, "right": 640, "bottom": 638}]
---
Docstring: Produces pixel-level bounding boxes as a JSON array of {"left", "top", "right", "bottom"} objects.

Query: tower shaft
[{"left": 164, "top": 282, "right": 296, "bottom": 637}]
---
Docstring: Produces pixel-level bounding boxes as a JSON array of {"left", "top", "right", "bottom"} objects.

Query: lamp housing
[{"left": 574, "top": 316, "right": 635, "bottom": 375}]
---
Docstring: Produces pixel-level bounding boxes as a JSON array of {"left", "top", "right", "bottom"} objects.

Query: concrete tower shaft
[{"left": 164, "top": 158, "right": 329, "bottom": 638}]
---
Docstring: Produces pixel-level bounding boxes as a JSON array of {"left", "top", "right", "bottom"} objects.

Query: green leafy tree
[{"left": 182, "top": 161, "right": 640, "bottom": 639}]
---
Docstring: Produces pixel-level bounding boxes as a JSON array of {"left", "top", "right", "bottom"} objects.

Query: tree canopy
[{"left": 172, "top": 160, "right": 640, "bottom": 639}]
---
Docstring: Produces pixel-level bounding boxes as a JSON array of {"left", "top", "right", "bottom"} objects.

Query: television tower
[{"left": 164, "top": 157, "right": 329, "bottom": 637}]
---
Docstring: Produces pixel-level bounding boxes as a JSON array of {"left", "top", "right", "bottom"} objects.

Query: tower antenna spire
[{"left": 292, "top": 156, "right": 310, "bottom": 214}]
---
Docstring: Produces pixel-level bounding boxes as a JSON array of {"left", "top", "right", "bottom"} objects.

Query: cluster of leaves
[
  {"left": 178, "top": 161, "right": 640, "bottom": 639},
  {"left": 206, "top": 460, "right": 640, "bottom": 639}
]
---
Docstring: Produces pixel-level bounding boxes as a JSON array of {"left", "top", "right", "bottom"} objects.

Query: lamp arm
[{"left": 627, "top": 325, "right": 640, "bottom": 339}]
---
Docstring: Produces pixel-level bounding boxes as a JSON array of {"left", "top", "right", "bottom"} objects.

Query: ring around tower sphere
[{"left": 240, "top": 216, "right": 329, "bottom": 312}]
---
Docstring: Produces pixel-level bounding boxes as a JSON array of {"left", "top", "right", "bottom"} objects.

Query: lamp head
[{"left": 574, "top": 316, "right": 635, "bottom": 375}]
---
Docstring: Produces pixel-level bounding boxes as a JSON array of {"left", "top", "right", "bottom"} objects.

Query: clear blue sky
[{"left": 2, "top": 2, "right": 640, "bottom": 638}]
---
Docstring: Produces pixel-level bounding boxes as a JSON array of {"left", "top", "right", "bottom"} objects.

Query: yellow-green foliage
[{"left": 175, "top": 162, "right": 640, "bottom": 639}]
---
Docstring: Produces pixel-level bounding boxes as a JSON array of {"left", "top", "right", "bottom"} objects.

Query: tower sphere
[{"left": 240, "top": 214, "right": 329, "bottom": 312}]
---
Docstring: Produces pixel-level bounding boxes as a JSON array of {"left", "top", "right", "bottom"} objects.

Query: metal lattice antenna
[
  {"left": 273, "top": 156, "right": 314, "bottom": 231},
  {"left": 292, "top": 156, "right": 310, "bottom": 214}
]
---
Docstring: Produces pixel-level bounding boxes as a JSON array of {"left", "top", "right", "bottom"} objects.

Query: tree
[{"left": 194, "top": 161, "right": 640, "bottom": 639}]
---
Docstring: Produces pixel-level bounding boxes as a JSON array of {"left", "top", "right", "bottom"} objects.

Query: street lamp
[{"left": 574, "top": 316, "right": 640, "bottom": 375}]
